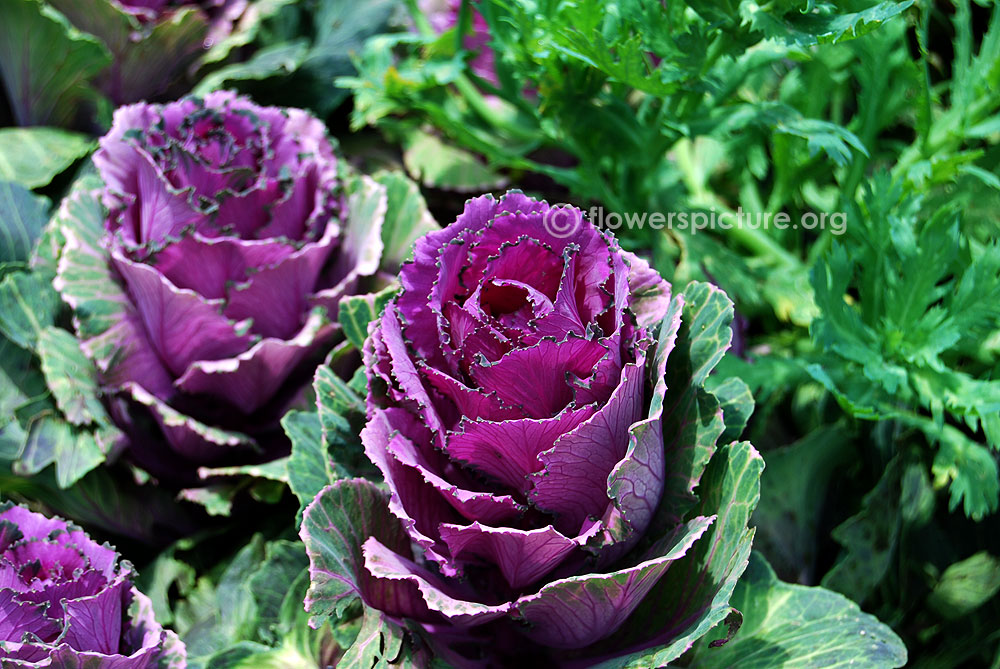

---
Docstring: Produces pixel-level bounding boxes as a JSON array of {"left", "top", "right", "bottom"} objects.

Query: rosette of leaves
[
  {"left": 42, "top": 91, "right": 435, "bottom": 494},
  {"left": 299, "top": 192, "right": 762, "bottom": 665},
  {"left": 0, "top": 501, "right": 185, "bottom": 666}
]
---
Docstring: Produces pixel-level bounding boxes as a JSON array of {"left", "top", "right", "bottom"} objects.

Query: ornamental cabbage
[
  {"left": 301, "top": 192, "right": 763, "bottom": 666},
  {"left": 0, "top": 502, "right": 184, "bottom": 667},
  {"left": 54, "top": 91, "right": 389, "bottom": 483}
]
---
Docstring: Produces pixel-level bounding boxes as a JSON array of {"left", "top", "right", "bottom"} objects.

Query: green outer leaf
[
  {"left": 313, "top": 366, "right": 374, "bottom": 479},
  {"left": 337, "top": 606, "right": 406, "bottom": 669},
  {"left": 584, "top": 442, "right": 761, "bottom": 668},
  {"left": 707, "top": 375, "right": 754, "bottom": 444},
  {"left": 249, "top": 540, "right": 310, "bottom": 644},
  {"left": 402, "top": 130, "right": 507, "bottom": 192},
  {"left": 14, "top": 413, "right": 110, "bottom": 487},
  {"left": 0, "top": 0, "right": 110, "bottom": 126},
  {"left": 52, "top": 178, "right": 135, "bottom": 370},
  {"left": 36, "top": 325, "right": 104, "bottom": 426},
  {"left": 194, "top": 41, "right": 310, "bottom": 95},
  {"left": 178, "top": 485, "right": 238, "bottom": 517},
  {"left": 655, "top": 282, "right": 732, "bottom": 528},
  {"left": 198, "top": 457, "right": 290, "bottom": 483},
  {"left": 300, "top": 478, "right": 410, "bottom": 627},
  {"left": 373, "top": 170, "right": 439, "bottom": 272},
  {"left": 338, "top": 286, "right": 399, "bottom": 351},
  {"left": 0, "top": 270, "right": 61, "bottom": 349},
  {"left": 752, "top": 426, "right": 853, "bottom": 584},
  {"left": 0, "top": 181, "right": 51, "bottom": 265},
  {"left": 927, "top": 551, "right": 1000, "bottom": 620},
  {"left": 200, "top": 642, "right": 275, "bottom": 669},
  {"left": 284, "top": 410, "right": 336, "bottom": 514},
  {"left": 821, "top": 460, "right": 900, "bottom": 605},
  {"left": 0, "top": 335, "right": 46, "bottom": 434},
  {"left": 220, "top": 535, "right": 266, "bottom": 638},
  {"left": 0, "top": 128, "right": 93, "bottom": 189},
  {"left": 689, "top": 552, "right": 907, "bottom": 668},
  {"left": 200, "top": 0, "right": 298, "bottom": 65}
]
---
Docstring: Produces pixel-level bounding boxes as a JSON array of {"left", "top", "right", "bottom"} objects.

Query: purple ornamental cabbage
[
  {"left": 0, "top": 503, "right": 184, "bottom": 667},
  {"left": 301, "top": 192, "right": 762, "bottom": 666},
  {"left": 54, "top": 91, "right": 387, "bottom": 482}
]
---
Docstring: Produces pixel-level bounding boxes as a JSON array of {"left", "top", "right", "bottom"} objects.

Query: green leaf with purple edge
[
  {"left": 589, "top": 440, "right": 762, "bottom": 668},
  {"left": 688, "top": 552, "right": 907, "bottom": 668},
  {"left": 299, "top": 478, "right": 411, "bottom": 626},
  {"left": 51, "top": 174, "right": 136, "bottom": 371},
  {"left": 654, "top": 281, "right": 734, "bottom": 530}
]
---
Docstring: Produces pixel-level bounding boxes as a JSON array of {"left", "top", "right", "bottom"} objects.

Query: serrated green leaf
[
  {"left": 0, "top": 181, "right": 51, "bottom": 265},
  {"left": 300, "top": 478, "right": 410, "bottom": 626},
  {"left": 689, "top": 552, "right": 907, "bottom": 668},
  {"left": 284, "top": 410, "right": 336, "bottom": 514},
  {"left": 14, "top": 413, "right": 108, "bottom": 487},
  {"left": 338, "top": 286, "right": 399, "bottom": 351},
  {"left": 743, "top": 1, "right": 914, "bottom": 48},
  {"left": 373, "top": 170, "right": 439, "bottom": 272},
  {"left": 0, "top": 128, "right": 93, "bottom": 189},
  {"left": 592, "top": 441, "right": 761, "bottom": 668},
  {"left": 338, "top": 606, "right": 406, "bottom": 669},
  {"left": 35, "top": 326, "right": 104, "bottom": 426},
  {"left": 0, "top": 271, "right": 61, "bottom": 349}
]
